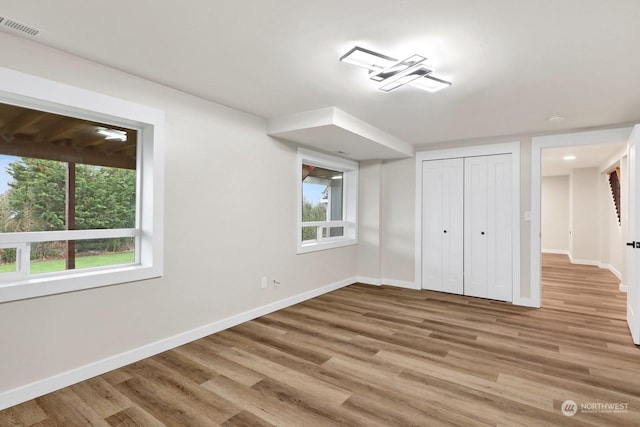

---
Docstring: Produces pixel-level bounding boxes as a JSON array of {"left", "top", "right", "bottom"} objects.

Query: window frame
[
  {"left": 297, "top": 148, "right": 358, "bottom": 254},
  {"left": 0, "top": 66, "right": 164, "bottom": 303}
]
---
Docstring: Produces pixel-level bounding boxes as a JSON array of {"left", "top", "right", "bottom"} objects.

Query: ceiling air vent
[{"left": 0, "top": 16, "right": 40, "bottom": 36}]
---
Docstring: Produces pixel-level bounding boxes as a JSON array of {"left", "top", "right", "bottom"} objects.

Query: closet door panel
[
  {"left": 487, "top": 154, "right": 513, "bottom": 301},
  {"left": 422, "top": 161, "right": 444, "bottom": 291},
  {"left": 441, "top": 159, "right": 464, "bottom": 293},
  {"left": 422, "top": 158, "right": 463, "bottom": 293},
  {"left": 464, "top": 157, "right": 488, "bottom": 298}
]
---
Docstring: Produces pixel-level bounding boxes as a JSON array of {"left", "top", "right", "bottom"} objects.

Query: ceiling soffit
[{"left": 267, "top": 107, "right": 413, "bottom": 161}]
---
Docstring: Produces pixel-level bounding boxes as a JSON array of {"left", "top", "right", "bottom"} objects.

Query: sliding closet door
[
  {"left": 464, "top": 154, "right": 512, "bottom": 301},
  {"left": 422, "top": 158, "right": 464, "bottom": 293}
]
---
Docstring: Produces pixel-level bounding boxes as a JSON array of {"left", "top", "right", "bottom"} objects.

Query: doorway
[
  {"left": 531, "top": 127, "right": 632, "bottom": 312},
  {"left": 541, "top": 142, "right": 627, "bottom": 319}
]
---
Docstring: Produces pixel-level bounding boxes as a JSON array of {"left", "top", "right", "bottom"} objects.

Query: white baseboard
[
  {"left": 620, "top": 283, "right": 628, "bottom": 293},
  {"left": 355, "top": 276, "right": 382, "bottom": 286},
  {"left": 355, "top": 277, "right": 418, "bottom": 290},
  {"left": 0, "top": 278, "right": 353, "bottom": 411},
  {"left": 566, "top": 253, "right": 623, "bottom": 280},
  {"left": 512, "top": 296, "right": 540, "bottom": 308},
  {"left": 607, "top": 265, "right": 622, "bottom": 280},
  {"left": 569, "top": 257, "right": 601, "bottom": 267},
  {"left": 382, "top": 278, "right": 419, "bottom": 290},
  {"left": 541, "top": 249, "right": 570, "bottom": 255}
]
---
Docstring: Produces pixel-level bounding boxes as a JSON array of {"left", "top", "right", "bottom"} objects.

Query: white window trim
[
  {"left": 297, "top": 148, "right": 358, "bottom": 254},
  {"left": 0, "top": 66, "right": 164, "bottom": 303}
]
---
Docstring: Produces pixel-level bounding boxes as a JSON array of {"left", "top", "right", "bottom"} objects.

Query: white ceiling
[
  {"left": 1, "top": 1, "right": 640, "bottom": 146},
  {"left": 542, "top": 142, "right": 626, "bottom": 176}
]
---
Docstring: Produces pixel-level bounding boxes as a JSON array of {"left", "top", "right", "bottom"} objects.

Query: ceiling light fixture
[
  {"left": 369, "top": 54, "right": 426, "bottom": 82},
  {"left": 96, "top": 127, "right": 127, "bottom": 142},
  {"left": 548, "top": 115, "right": 566, "bottom": 122},
  {"left": 340, "top": 46, "right": 451, "bottom": 93},
  {"left": 563, "top": 155, "right": 576, "bottom": 161}
]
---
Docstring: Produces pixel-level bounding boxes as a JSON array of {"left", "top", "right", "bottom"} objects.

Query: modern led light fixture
[
  {"left": 340, "top": 46, "right": 452, "bottom": 93},
  {"left": 96, "top": 127, "right": 127, "bottom": 142}
]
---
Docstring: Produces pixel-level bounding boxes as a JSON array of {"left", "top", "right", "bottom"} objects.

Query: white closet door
[
  {"left": 487, "top": 154, "right": 512, "bottom": 301},
  {"left": 464, "top": 157, "right": 489, "bottom": 298},
  {"left": 422, "top": 158, "right": 464, "bottom": 293},
  {"left": 464, "top": 154, "right": 512, "bottom": 301}
]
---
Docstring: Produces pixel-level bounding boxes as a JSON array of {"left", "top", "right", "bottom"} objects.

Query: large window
[
  {"left": 0, "top": 142, "right": 137, "bottom": 276},
  {"left": 297, "top": 148, "right": 358, "bottom": 253},
  {"left": 0, "top": 66, "right": 164, "bottom": 303}
]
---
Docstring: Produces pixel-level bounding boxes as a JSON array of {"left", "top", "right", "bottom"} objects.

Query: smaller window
[{"left": 297, "top": 149, "right": 358, "bottom": 253}]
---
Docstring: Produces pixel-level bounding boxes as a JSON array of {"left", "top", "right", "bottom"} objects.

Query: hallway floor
[{"left": 542, "top": 253, "right": 626, "bottom": 321}]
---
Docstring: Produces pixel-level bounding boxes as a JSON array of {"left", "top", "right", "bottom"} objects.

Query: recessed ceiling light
[
  {"left": 548, "top": 115, "right": 566, "bottom": 122},
  {"left": 340, "top": 46, "right": 451, "bottom": 93},
  {"left": 563, "top": 155, "right": 576, "bottom": 161}
]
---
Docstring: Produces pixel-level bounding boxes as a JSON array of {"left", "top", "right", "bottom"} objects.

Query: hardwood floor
[
  {"left": 542, "top": 253, "right": 626, "bottom": 320},
  {"left": 2, "top": 262, "right": 638, "bottom": 426}
]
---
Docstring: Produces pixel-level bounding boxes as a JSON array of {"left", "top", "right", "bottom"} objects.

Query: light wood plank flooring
[
  {"left": 542, "top": 253, "right": 626, "bottom": 320},
  {"left": 1, "top": 265, "right": 639, "bottom": 426}
]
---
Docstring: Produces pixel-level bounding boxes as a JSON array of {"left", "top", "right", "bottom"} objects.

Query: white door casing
[
  {"left": 530, "top": 127, "right": 633, "bottom": 309},
  {"left": 422, "top": 159, "right": 464, "bottom": 293},
  {"left": 627, "top": 126, "right": 640, "bottom": 345}
]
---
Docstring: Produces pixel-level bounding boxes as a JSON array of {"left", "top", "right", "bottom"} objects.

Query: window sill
[
  {"left": 0, "top": 265, "right": 162, "bottom": 303},
  {"left": 297, "top": 238, "right": 358, "bottom": 254}
]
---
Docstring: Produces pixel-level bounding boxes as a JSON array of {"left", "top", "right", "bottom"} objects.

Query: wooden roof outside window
[{"left": 0, "top": 102, "right": 137, "bottom": 169}]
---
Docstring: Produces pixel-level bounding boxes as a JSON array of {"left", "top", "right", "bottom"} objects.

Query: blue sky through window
[
  {"left": 303, "top": 182, "right": 326, "bottom": 205},
  {"left": 0, "top": 155, "right": 19, "bottom": 194}
]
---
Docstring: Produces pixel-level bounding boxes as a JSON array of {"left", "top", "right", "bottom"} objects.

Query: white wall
[
  {"left": 569, "top": 168, "right": 600, "bottom": 262},
  {"left": 0, "top": 33, "right": 358, "bottom": 401},
  {"left": 357, "top": 160, "right": 382, "bottom": 281},
  {"left": 380, "top": 158, "right": 415, "bottom": 284},
  {"left": 541, "top": 176, "right": 570, "bottom": 252}
]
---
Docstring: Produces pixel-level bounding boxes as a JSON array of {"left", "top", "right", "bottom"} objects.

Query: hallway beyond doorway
[{"left": 542, "top": 253, "right": 625, "bottom": 321}]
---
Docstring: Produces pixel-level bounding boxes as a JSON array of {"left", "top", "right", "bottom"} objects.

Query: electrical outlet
[{"left": 261, "top": 276, "right": 268, "bottom": 289}]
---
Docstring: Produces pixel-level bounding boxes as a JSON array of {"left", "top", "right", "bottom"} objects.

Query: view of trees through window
[
  {"left": 301, "top": 164, "right": 343, "bottom": 242},
  {"left": 0, "top": 156, "right": 136, "bottom": 273}
]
